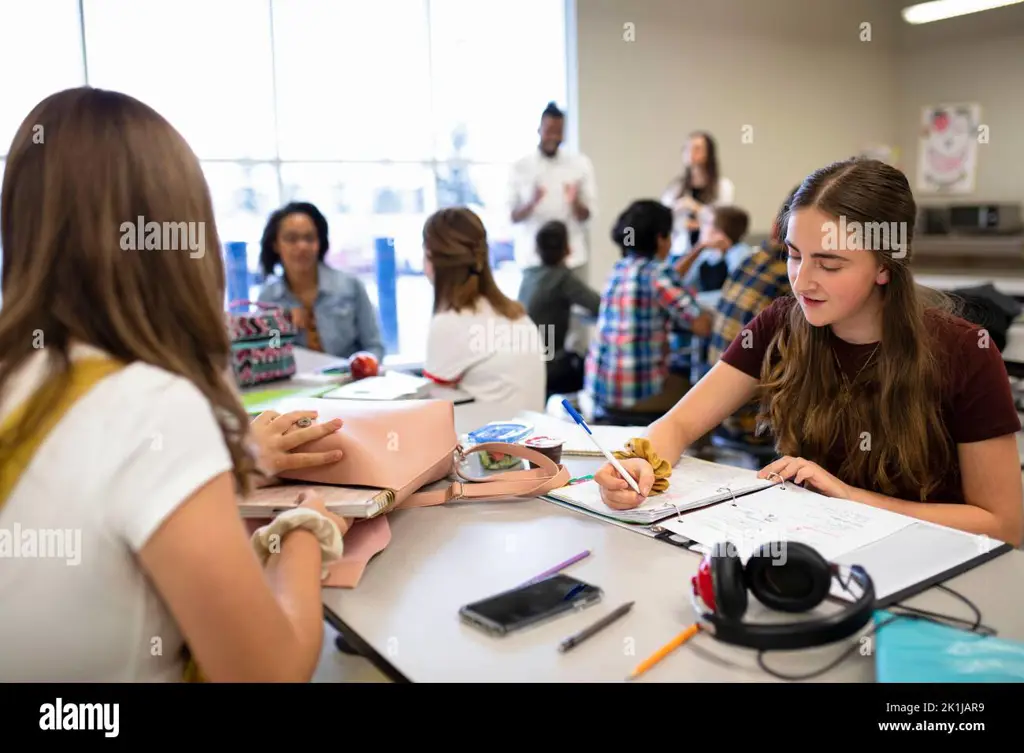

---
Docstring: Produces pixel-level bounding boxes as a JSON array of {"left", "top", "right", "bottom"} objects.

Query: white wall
[
  {"left": 895, "top": 1, "right": 1024, "bottom": 205},
  {"left": 574, "top": 0, "right": 901, "bottom": 287},
  {"left": 573, "top": 0, "right": 1024, "bottom": 288}
]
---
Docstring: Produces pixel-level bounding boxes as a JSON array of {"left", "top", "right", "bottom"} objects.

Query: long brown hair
[
  {"left": 0, "top": 86, "right": 256, "bottom": 494},
  {"left": 423, "top": 206, "right": 525, "bottom": 319},
  {"left": 758, "top": 157, "right": 955, "bottom": 500},
  {"left": 675, "top": 131, "right": 720, "bottom": 203}
]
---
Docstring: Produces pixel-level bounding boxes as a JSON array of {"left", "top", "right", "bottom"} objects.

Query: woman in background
[
  {"left": 422, "top": 207, "right": 546, "bottom": 416},
  {"left": 258, "top": 201, "right": 384, "bottom": 362},
  {"left": 661, "top": 131, "right": 735, "bottom": 256},
  {"left": 0, "top": 87, "right": 349, "bottom": 682}
]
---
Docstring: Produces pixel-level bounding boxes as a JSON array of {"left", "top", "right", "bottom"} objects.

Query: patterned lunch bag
[{"left": 227, "top": 301, "right": 299, "bottom": 388}]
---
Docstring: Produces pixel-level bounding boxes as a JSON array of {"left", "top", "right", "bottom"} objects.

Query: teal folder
[{"left": 872, "top": 610, "right": 1024, "bottom": 682}]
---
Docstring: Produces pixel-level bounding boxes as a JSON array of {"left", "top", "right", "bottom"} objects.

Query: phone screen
[{"left": 460, "top": 574, "right": 602, "bottom": 634}]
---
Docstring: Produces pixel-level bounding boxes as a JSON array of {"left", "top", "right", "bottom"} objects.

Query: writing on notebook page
[
  {"left": 545, "top": 455, "right": 774, "bottom": 523},
  {"left": 660, "top": 484, "right": 916, "bottom": 562}
]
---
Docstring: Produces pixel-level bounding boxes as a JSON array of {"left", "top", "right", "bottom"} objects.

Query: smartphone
[{"left": 459, "top": 574, "right": 603, "bottom": 637}]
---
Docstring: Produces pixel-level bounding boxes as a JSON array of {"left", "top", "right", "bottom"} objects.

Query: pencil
[
  {"left": 626, "top": 623, "right": 701, "bottom": 681},
  {"left": 520, "top": 550, "right": 591, "bottom": 586},
  {"left": 559, "top": 601, "right": 635, "bottom": 653}
]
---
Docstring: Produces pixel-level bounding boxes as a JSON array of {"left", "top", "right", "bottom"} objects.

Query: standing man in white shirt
[{"left": 508, "top": 102, "right": 596, "bottom": 279}]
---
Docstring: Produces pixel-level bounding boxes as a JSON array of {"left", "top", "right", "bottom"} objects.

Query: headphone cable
[{"left": 754, "top": 583, "right": 996, "bottom": 682}]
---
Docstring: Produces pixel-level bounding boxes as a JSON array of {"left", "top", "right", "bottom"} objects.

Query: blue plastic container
[{"left": 467, "top": 421, "right": 533, "bottom": 469}]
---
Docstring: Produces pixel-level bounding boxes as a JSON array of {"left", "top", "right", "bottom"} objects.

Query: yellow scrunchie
[{"left": 613, "top": 437, "right": 672, "bottom": 494}]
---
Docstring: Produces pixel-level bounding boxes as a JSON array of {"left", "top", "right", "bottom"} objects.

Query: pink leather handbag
[{"left": 249, "top": 396, "right": 571, "bottom": 586}]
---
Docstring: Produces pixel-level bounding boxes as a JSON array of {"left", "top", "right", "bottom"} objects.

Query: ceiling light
[{"left": 902, "top": 0, "right": 1024, "bottom": 24}]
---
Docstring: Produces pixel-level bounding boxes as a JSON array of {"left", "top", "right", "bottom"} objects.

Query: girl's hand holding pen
[{"left": 595, "top": 458, "right": 655, "bottom": 510}]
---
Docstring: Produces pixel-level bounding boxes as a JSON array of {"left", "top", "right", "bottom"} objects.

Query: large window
[{"left": 0, "top": 1, "right": 570, "bottom": 363}]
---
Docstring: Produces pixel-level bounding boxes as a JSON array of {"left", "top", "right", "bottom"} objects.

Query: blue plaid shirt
[
  {"left": 584, "top": 255, "right": 701, "bottom": 409},
  {"left": 692, "top": 241, "right": 791, "bottom": 441}
]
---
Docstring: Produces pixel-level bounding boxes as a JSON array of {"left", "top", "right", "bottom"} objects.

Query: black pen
[{"left": 558, "top": 601, "right": 635, "bottom": 653}]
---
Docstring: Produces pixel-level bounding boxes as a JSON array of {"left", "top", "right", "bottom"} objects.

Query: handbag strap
[
  {"left": 401, "top": 442, "right": 570, "bottom": 508},
  {"left": 0, "top": 357, "right": 125, "bottom": 506}
]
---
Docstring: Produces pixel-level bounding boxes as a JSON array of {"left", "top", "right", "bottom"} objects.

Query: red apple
[{"left": 348, "top": 351, "right": 379, "bottom": 380}]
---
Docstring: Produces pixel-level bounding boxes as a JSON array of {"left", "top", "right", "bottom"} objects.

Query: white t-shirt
[
  {"left": 424, "top": 299, "right": 547, "bottom": 417},
  {"left": 660, "top": 176, "right": 736, "bottom": 255},
  {"left": 0, "top": 343, "right": 233, "bottom": 682},
  {"left": 507, "top": 147, "right": 597, "bottom": 269}
]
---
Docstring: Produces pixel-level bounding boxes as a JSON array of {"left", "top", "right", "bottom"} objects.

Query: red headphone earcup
[{"left": 692, "top": 557, "right": 717, "bottom": 611}]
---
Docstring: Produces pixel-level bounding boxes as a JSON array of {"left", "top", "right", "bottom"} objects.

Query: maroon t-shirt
[{"left": 720, "top": 296, "right": 1021, "bottom": 504}]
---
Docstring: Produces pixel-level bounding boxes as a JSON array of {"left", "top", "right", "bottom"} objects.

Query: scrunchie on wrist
[
  {"left": 613, "top": 437, "right": 672, "bottom": 494},
  {"left": 251, "top": 507, "right": 345, "bottom": 580}
]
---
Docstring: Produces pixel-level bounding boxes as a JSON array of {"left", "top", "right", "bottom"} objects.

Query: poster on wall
[{"left": 915, "top": 103, "right": 981, "bottom": 194}]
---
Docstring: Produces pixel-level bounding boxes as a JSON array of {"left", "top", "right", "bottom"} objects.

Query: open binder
[
  {"left": 544, "top": 455, "right": 776, "bottom": 524},
  {"left": 544, "top": 458, "right": 1013, "bottom": 606}
]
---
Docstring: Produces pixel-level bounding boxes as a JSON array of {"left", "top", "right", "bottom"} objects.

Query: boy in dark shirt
[{"left": 517, "top": 220, "right": 601, "bottom": 395}]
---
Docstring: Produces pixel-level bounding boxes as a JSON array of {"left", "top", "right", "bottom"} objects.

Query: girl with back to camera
[
  {"left": 422, "top": 206, "right": 547, "bottom": 416},
  {"left": 0, "top": 87, "right": 352, "bottom": 682},
  {"left": 596, "top": 158, "right": 1023, "bottom": 547},
  {"left": 584, "top": 199, "right": 712, "bottom": 417}
]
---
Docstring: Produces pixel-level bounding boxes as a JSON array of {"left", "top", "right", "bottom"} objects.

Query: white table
[{"left": 321, "top": 458, "right": 1024, "bottom": 683}]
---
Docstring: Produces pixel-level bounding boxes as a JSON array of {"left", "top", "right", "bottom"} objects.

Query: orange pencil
[{"left": 626, "top": 623, "right": 701, "bottom": 681}]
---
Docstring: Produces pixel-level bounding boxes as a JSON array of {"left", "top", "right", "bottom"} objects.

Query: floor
[{"left": 312, "top": 623, "right": 391, "bottom": 683}]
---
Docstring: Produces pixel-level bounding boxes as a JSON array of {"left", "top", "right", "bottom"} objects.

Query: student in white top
[
  {"left": 421, "top": 207, "right": 547, "bottom": 416},
  {"left": 508, "top": 102, "right": 597, "bottom": 272},
  {"left": 0, "top": 86, "right": 354, "bottom": 683},
  {"left": 661, "top": 131, "right": 736, "bottom": 256}
]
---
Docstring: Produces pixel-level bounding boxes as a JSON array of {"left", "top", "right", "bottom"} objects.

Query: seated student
[
  {"left": 680, "top": 206, "right": 754, "bottom": 293},
  {"left": 584, "top": 200, "right": 713, "bottom": 417},
  {"left": 0, "top": 87, "right": 353, "bottom": 682},
  {"left": 422, "top": 206, "right": 547, "bottom": 415},
  {"left": 667, "top": 206, "right": 753, "bottom": 377},
  {"left": 592, "top": 157, "right": 1023, "bottom": 547},
  {"left": 258, "top": 201, "right": 385, "bottom": 362},
  {"left": 689, "top": 190, "right": 798, "bottom": 446},
  {"left": 516, "top": 220, "right": 601, "bottom": 395}
]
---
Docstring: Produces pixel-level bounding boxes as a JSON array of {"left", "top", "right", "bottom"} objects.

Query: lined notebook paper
[
  {"left": 660, "top": 483, "right": 916, "bottom": 562},
  {"left": 239, "top": 483, "right": 394, "bottom": 519},
  {"left": 544, "top": 455, "right": 776, "bottom": 524}
]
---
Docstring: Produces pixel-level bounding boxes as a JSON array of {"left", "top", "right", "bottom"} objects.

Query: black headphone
[{"left": 689, "top": 540, "right": 876, "bottom": 651}]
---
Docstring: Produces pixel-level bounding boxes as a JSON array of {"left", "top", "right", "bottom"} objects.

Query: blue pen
[{"left": 560, "top": 399, "right": 645, "bottom": 498}]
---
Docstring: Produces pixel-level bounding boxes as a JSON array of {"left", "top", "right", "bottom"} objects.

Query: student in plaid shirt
[
  {"left": 584, "top": 200, "right": 713, "bottom": 415},
  {"left": 691, "top": 189, "right": 798, "bottom": 444}
]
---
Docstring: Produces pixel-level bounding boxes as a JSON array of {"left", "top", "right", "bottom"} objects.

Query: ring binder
[
  {"left": 767, "top": 472, "right": 785, "bottom": 489},
  {"left": 716, "top": 485, "right": 737, "bottom": 503}
]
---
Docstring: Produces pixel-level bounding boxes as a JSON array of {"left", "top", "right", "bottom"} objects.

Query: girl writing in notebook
[
  {"left": 0, "top": 87, "right": 351, "bottom": 682},
  {"left": 593, "top": 157, "right": 1024, "bottom": 547}
]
